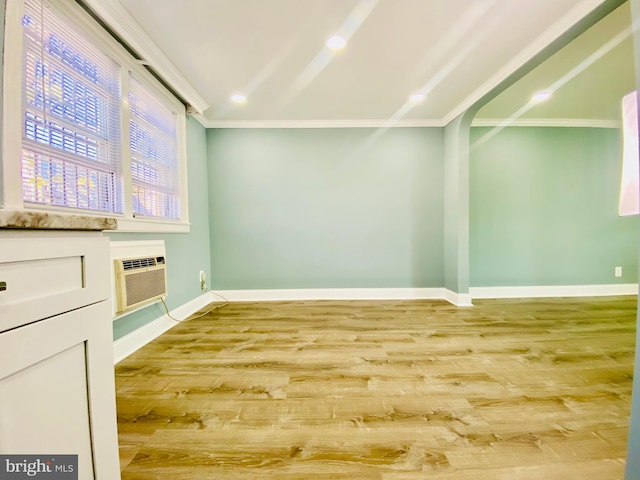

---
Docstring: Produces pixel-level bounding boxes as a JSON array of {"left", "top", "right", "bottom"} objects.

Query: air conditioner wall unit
[{"left": 114, "top": 256, "right": 167, "bottom": 313}]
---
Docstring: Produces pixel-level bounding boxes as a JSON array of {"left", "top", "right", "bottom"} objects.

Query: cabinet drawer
[{"left": 0, "top": 233, "right": 110, "bottom": 332}]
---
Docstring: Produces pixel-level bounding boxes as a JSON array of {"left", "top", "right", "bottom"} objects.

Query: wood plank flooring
[{"left": 115, "top": 297, "right": 636, "bottom": 479}]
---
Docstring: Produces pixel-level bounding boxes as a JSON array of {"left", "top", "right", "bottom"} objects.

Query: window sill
[
  {"left": 5, "top": 206, "right": 191, "bottom": 234},
  {"left": 109, "top": 217, "right": 191, "bottom": 233}
]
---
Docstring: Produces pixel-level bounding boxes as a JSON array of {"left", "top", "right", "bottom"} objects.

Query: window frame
[{"left": 2, "top": 0, "right": 190, "bottom": 233}]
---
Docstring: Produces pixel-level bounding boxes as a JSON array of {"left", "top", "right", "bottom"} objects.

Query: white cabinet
[{"left": 0, "top": 230, "right": 120, "bottom": 480}]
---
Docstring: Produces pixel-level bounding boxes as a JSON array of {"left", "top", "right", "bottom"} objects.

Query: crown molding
[
  {"left": 193, "top": 116, "right": 620, "bottom": 130},
  {"left": 187, "top": 111, "right": 212, "bottom": 129},
  {"left": 198, "top": 118, "right": 446, "bottom": 129},
  {"left": 472, "top": 118, "right": 621, "bottom": 128},
  {"left": 443, "top": 0, "right": 609, "bottom": 125},
  {"left": 80, "top": 0, "right": 209, "bottom": 115}
]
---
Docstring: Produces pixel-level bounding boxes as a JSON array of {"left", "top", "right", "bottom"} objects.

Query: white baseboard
[
  {"left": 214, "top": 288, "right": 480, "bottom": 307},
  {"left": 113, "top": 292, "right": 213, "bottom": 364},
  {"left": 443, "top": 289, "right": 474, "bottom": 307},
  {"left": 213, "top": 288, "right": 450, "bottom": 302},
  {"left": 470, "top": 283, "right": 639, "bottom": 299}
]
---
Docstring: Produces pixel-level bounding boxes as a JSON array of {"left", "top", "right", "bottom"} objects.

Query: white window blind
[
  {"left": 21, "top": 0, "right": 123, "bottom": 213},
  {"left": 128, "top": 74, "right": 180, "bottom": 219}
]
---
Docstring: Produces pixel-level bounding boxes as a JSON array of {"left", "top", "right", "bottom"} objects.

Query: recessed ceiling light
[
  {"left": 530, "top": 90, "right": 553, "bottom": 104},
  {"left": 326, "top": 35, "right": 346, "bottom": 51},
  {"left": 409, "top": 92, "right": 426, "bottom": 103},
  {"left": 230, "top": 93, "right": 247, "bottom": 104}
]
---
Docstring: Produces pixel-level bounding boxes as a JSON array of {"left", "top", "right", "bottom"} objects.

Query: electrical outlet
[
  {"left": 615, "top": 266, "right": 622, "bottom": 278},
  {"left": 199, "top": 270, "right": 206, "bottom": 290}
]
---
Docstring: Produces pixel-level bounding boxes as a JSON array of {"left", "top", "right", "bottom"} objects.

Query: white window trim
[{"left": 1, "top": 0, "right": 190, "bottom": 233}]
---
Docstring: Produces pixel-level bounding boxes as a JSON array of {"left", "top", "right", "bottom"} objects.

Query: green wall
[
  {"left": 206, "top": 127, "right": 444, "bottom": 289},
  {"left": 443, "top": 113, "right": 473, "bottom": 295},
  {"left": 110, "top": 116, "right": 211, "bottom": 340},
  {"left": 470, "top": 126, "right": 638, "bottom": 287}
]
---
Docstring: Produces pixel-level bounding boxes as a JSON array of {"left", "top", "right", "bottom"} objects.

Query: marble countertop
[{"left": 0, "top": 209, "right": 118, "bottom": 231}]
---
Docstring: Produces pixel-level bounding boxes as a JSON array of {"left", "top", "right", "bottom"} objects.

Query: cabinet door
[{"left": 0, "top": 301, "right": 120, "bottom": 479}]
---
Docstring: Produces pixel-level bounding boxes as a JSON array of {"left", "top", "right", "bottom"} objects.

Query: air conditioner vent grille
[
  {"left": 122, "top": 257, "right": 157, "bottom": 271},
  {"left": 124, "top": 269, "right": 166, "bottom": 307}
]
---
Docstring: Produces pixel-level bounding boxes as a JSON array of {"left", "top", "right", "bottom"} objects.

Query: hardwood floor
[{"left": 115, "top": 297, "right": 636, "bottom": 479}]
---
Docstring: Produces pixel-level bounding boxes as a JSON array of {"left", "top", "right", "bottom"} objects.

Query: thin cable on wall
[{"left": 160, "top": 289, "right": 230, "bottom": 323}]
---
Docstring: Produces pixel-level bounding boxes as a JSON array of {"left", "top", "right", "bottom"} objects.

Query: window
[
  {"left": 619, "top": 91, "right": 639, "bottom": 216},
  {"left": 21, "top": 0, "right": 123, "bottom": 213},
  {"left": 128, "top": 74, "right": 180, "bottom": 219},
  {"left": 2, "top": 0, "right": 189, "bottom": 232}
]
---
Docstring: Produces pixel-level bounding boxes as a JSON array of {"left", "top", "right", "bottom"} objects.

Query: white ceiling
[
  {"left": 478, "top": 1, "right": 634, "bottom": 124},
  {"left": 109, "top": 0, "right": 633, "bottom": 127}
]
